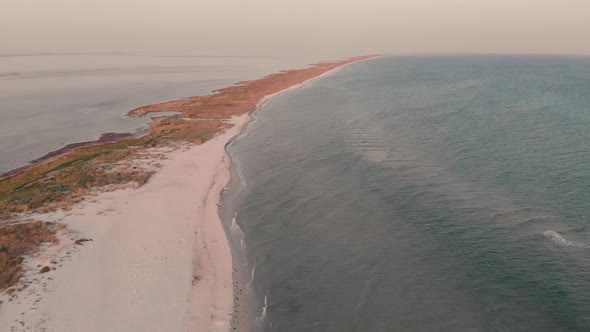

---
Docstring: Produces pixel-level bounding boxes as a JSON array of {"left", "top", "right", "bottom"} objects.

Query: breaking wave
[
  {"left": 543, "top": 230, "right": 588, "bottom": 248},
  {"left": 246, "top": 264, "right": 256, "bottom": 293},
  {"left": 256, "top": 295, "right": 271, "bottom": 328}
]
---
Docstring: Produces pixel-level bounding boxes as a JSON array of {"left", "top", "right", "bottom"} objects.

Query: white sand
[{"left": 0, "top": 115, "right": 248, "bottom": 332}]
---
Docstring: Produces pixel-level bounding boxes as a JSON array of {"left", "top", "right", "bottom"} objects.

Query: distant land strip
[{"left": 0, "top": 55, "right": 378, "bottom": 220}]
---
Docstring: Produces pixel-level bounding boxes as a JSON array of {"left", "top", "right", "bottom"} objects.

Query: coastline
[
  {"left": 0, "top": 55, "right": 378, "bottom": 331},
  {"left": 223, "top": 55, "right": 381, "bottom": 330}
]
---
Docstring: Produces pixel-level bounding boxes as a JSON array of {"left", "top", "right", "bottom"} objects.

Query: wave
[
  {"left": 246, "top": 264, "right": 256, "bottom": 294},
  {"left": 237, "top": 164, "right": 248, "bottom": 191},
  {"left": 256, "top": 295, "right": 271, "bottom": 328},
  {"left": 225, "top": 145, "right": 248, "bottom": 191},
  {"left": 543, "top": 230, "right": 588, "bottom": 248},
  {"left": 230, "top": 213, "right": 248, "bottom": 261},
  {"left": 230, "top": 213, "right": 243, "bottom": 234}
]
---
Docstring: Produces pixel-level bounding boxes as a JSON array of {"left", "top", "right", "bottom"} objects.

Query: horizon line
[{"left": 3, "top": 51, "right": 590, "bottom": 58}]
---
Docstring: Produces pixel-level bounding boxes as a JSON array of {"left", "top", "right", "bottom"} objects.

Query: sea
[
  {"left": 225, "top": 55, "right": 590, "bottom": 331},
  {"left": 0, "top": 53, "right": 318, "bottom": 174}
]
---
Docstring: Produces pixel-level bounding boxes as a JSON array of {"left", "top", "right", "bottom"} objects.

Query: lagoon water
[
  {"left": 0, "top": 54, "right": 318, "bottom": 174},
  {"left": 227, "top": 56, "right": 590, "bottom": 331}
]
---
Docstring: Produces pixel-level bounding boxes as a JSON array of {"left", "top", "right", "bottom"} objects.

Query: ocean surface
[
  {"left": 226, "top": 56, "right": 590, "bottom": 331},
  {"left": 0, "top": 53, "right": 319, "bottom": 174}
]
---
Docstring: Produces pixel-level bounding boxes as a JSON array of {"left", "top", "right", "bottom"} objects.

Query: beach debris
[{"left": 74, "top": 238, "right": 93, "bottom": 245}]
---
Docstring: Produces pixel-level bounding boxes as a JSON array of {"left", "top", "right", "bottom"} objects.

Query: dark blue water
[{"left": 227, "top": 56, "right": 590, "bottom": 331}]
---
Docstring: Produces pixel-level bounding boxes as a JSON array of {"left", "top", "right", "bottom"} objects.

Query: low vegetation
[{"left": 0, "top": 221, "right": 63, "bottom": 292}]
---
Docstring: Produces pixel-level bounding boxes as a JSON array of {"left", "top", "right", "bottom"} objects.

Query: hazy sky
[{"left": 3, "top": 0, "right": 590, "bottom": 56}]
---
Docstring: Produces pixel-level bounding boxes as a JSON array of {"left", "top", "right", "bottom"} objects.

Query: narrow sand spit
[
  {"left": 0, "top": 115, "right": 247, "bottom": 332},
  {"left": 0, "top": 56, "right": 378, "bottom": 332}
]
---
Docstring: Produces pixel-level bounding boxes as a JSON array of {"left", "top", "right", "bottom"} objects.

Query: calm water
[
  {"left": 227, "top": 56, "right": 590, "bottom": 331},
  {"left": 0, "top": 53, "right": 319, "bottom": 173}
]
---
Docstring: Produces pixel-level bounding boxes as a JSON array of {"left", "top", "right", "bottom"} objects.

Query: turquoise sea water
[{"left": 226, "top": 56, "right": 590, "bottom": 331}]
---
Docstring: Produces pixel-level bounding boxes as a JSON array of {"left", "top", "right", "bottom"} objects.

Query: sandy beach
[
  {"left": 0, "top": 56, "right": 377, "bottom": 331},
  {"left": 0, "top": 114, "right": 247, "bottom": 331}
]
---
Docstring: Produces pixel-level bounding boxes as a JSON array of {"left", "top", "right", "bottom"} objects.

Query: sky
[{"left": 3, "top": 0, "right": 590, "bottom": 56}]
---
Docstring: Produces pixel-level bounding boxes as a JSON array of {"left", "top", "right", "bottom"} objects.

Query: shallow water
[
  {"left": 227, "top": 56, "right": 590, "bottom": 331},
  {"left": 0, "top": 53, "right": 319, "bottom": 173}
]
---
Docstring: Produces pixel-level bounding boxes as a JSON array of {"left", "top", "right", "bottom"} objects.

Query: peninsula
[{"left": 0, "top": 55, "right": 377, "bottom": 331}]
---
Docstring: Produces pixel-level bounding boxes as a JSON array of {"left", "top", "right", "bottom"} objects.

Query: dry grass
[
  {"left": 0, "top": 221, "right": 64, "bottom": 292},
  {"left": 149, "top": 117, "right": 229, "bottom": 143},
  {"left": 0, "top": 144, "right": 155, "bottom": 219}
]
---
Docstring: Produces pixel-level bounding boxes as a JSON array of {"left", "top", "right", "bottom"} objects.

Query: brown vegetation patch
[
  {"left": 149, "top": 117, "right": 230, "bottom": 143},
  {"left": 0, "top": 221, "right": 64, "bottom": 291},
  {"left": 0, "top": 142, "right": 156, "bottom": 219}
]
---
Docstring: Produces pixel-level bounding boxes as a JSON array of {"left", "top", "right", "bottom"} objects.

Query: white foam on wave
[
  {"left": 230, "top": 213, "right": 248, "bottom": 260},
  {"left": 237, "top": 164, "right": 248, "bottom": 190},
  {"left": 227, "top": 151, "right": 247, "bottom": 190},
  {"left": 224, "top": 121, "right": 249, "bottom": 191},
  {"left": 230, "top": 213, "right": 244, "bottom": 235},
  {"left": 256, "top": 295, "right": 271, "bottom": 328},
  {"left": 543, "top": 230, "right": 588, "bottom": 248},
  {"left": 245, "top": 264, "right": 256, "bottom": 293}
]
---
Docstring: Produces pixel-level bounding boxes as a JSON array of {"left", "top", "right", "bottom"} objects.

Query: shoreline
[
  {"left": 0, "top": 55, "right": 379, "bottom": 331},
  {"left": 223, "top": 55, "right": 381, "bottom": 330}
]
